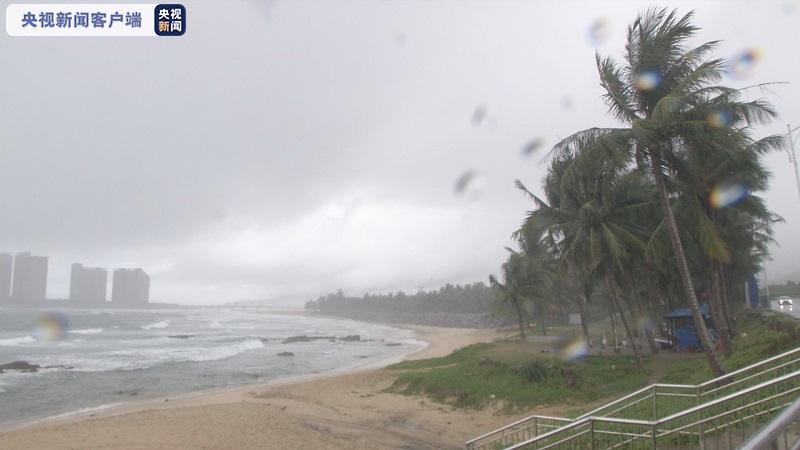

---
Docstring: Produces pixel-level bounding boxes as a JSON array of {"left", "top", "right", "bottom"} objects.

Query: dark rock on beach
[
  {"left": 168, "top": 334, "right": 193, "bottom": 339},
  {"left": 277, "top": 352, "right": 295, "bottom": 357},
  {"left": 339, "top": 334, "right": 361, "bottom": 342},
  {"left": 282, "top": 335, "right": 336, "bottom": 344},
  {"left": 0, "top": 361, "right": 41, "bottom": 373}
]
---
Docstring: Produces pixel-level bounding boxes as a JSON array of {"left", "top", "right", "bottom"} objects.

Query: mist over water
[{"left": 0, "top": 308, "right": 423, "bottom": 426}]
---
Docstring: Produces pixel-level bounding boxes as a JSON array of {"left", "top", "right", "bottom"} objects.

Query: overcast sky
[{"left": 1, "top": 0, "right": 798, "bottom": 305}]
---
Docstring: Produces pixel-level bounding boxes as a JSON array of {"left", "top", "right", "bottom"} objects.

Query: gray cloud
[{"left": 1, "top": 1, "right": 798, "bottom": 304}]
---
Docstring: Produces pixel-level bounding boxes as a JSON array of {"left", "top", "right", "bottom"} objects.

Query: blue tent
[
  {"left": 664, "top": 304, "right": 716, "bottom": 352},
  {"left": 665, "top": 303, "right": 711, "bottom": 320}
]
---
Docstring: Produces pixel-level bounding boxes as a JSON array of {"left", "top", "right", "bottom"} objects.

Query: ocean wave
[
  {"left": 0, "top": 336, "right": 36, "bottom": 346},
  {"left": 141, "top": 320, "right": 170, "bottom": 330},
  {"left": 71, "top": 328, "right": 103, "bottom": 335},
  {"left": 45, "top": 338, "right": 267, "bottom": 372}
]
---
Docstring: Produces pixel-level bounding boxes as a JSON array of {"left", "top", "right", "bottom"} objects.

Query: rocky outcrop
[
  {"left": 277, "top": 352, "right": 295, "bottom": 357},
  {"left": 0, "top": 361, "right": 40, "bottom": 372},
  {"left": 282, "top": 335, "right": 336, "bottom": 344}
]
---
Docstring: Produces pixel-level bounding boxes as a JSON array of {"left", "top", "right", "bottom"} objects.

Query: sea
[{"left": 0, "top": 307, "right": 425, "bottom": 427}]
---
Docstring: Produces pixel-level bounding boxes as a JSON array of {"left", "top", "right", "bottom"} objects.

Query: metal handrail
[
  {"left": 466, "top": 346, "right": 800, "bottom": 449},
  {"left": 506, "top": 368, "right": 800, "bottom": 449},
  {"left": 738, "top": 394, "right": 800, "bottom": 449}
]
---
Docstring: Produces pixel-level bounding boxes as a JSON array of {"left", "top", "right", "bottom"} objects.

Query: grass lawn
[{"left": 387, "top": 309, "right": 799, "bottom": 414}]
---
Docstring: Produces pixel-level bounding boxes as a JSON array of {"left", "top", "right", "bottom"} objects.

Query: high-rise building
[
  {"left": 111, "top": 268, "right": 150, "bottom": 307},
  {"left": 0, "top": 253, "right": 12, "bottom": 300},
  {"left": 11, "top": 252, "right": 48, "bottom": 302},
  {"left": 69, "top": 263, "right": 108, "bottom": 305}
]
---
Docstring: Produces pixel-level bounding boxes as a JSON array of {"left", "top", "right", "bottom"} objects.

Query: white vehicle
[{"left": 777, "top": 296, "right": 794, "bottom": 311}]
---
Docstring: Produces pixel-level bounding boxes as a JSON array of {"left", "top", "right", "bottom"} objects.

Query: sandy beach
[{"left": 0, "top": 325, "right": 534, "bottom": 449}]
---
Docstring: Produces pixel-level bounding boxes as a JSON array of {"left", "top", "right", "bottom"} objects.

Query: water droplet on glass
[
  {"left": 710, "top": 181, "right": 749, "bottom": 208},
  {"left": 634, "top": 70, "right": 661, "bottom": 91},
  {"left": 587, "top": 18, "right": 610, "bottom": 46}
]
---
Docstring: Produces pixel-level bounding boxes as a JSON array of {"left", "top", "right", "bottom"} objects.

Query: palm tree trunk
[
  {"left": 603, "top": 266, "right": 642, "bottom": 365},
  {"left": 719, "top": 264, "right": 735, "bottom": 336},
  {"left": 710, "top": 261, "right": 732, "bottom": 356},
  {"left": 513, "top": 296, "right": 526, "bottom": 340},
  {"left": 539, "top": 303, "right": 548, "bottom": 336},
  {"left": 577, "top": 291, "right": 592, "bottom": 346},
  {"left": 650, "top": 152, "right": 725, "bottom": 376}
]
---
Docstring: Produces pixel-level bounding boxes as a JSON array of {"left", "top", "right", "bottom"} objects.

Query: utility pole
[{"left": 786, "top": 124, "right": 800, "bottom": 200}]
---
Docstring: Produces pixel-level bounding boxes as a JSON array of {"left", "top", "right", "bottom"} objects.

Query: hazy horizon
[{"left": 2, "top": 1, "right": 799, "bottom": 305}]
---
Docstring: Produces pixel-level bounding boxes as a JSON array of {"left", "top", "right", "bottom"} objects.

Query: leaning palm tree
[{"left": 550, "top": 9, "right": 778, "bottom": 376}]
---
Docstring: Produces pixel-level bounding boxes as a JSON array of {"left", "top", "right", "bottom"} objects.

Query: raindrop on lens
[
  {"left": 454, "top": 170, "right": 487, "bottom": 199},
  {"left": 34, "top": 312, "right": 69, "bottom": 342},
  {"left": 726, "top": 49, "right": 762, "bottom": 79},
  {"left": 710, "top": 182, "right": 749, "bottom": 209},
  {"left": 707, "top": 110, "right": 733, "bottom": 128},
  {"left": 560, "top": 338, "right": 589, "bottom": 362},
  {"left": 635, "top": 70, "right": 661, "bottom": 91},
  {"left": 471, "top": 105, "right": 487, "bottom": 126},
  {"left": 587, "top": 18, "right": 610, "bottom": 46},
  {"left": 521, "top": 138, "right": 546, "bottom": 158}
]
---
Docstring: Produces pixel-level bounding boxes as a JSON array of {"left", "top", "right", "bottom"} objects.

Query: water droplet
[
  {"left": 560, "top": 338, "right": 589, "bottom": 362},
  {"left": 710, "top": 181, "right": 749, "bottom": 208},
  {"left": 471, "top": 105, "right": 487, "bottom": 126},
  {"left": 454, "top": 170, "right": 487, "bottom": 199},
  {"left": 521, "top": 137, "right": 546, "bottom": 158},
  {"left": 587, "top": 18, "right": 610, "bottom": 46},
  {"left": 34, "top": 312, "right": 70, "bottom": 342},
  {"left": 726, "top": 49, "right": 762, "bottom": 79},
  {"left": 707, "top": 110, "right": 733, "bottom": 128},
  {"left": 634, "top": 70, "right": 661, "bottom": 91}
]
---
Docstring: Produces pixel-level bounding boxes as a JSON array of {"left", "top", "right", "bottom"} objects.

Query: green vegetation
[
  {"left": 388, "top": 310, "right": 798, "bottom": 414},
  {"left": 388, "top": 342, "right": 647, "bottom": 411}
]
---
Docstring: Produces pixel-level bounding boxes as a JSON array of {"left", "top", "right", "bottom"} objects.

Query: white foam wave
[
  {"left": 42, "top": 403, "right": 122, "bottom": 421},
  {"left": 47, "top": 338, "right": 266, "bottom": 372},
  {"left": 141, "top": 320, "right": 170, "bottom": 330},
  {"left": 0, "top": 336, "right": 36, "bottom": 346},
  {"left": 71, "top": 328, "right": 103, "bottom": 335}
]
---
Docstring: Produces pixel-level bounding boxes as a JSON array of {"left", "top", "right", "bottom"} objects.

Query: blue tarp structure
[
  {"left": 664, "top": 303, "right": 715, "bottom": 352},
  {"left": 665, "top": 303, "right": 711, "bottom": 320},
  {"left": 747, "top": 275, "right": 760, "bottom": 308}
]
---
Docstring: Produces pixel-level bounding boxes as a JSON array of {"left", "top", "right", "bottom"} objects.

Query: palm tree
[
  {"left": 550, "top": 9, "right": 779, "bottom": 376},
  {"left": 516, "top": 153, "right": 655, "bottom": 365}
]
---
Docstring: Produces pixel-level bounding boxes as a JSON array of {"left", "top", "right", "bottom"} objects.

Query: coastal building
[
  {"left": 11, "top": 252, "right": 48, "bottom": 302},
  {"left": 111, "top": 268, "right": 150, "bottom": 307},
  {"left": 0, "top": 253, "right": 12, "bottom": 300},
  {"left": 69, "top": 263, "right": 108, "bottom": 305}
]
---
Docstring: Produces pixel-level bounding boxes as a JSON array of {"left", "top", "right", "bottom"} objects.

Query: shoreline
[
  {"left": 0, "top": 324, "right": 513, "bottom": 449},
  {"left": 0, "top": 319, "right": 432, "bottom": 433}
]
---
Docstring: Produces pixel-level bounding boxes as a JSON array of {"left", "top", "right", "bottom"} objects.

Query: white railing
[
  {"left": 465, "top": 346, "right": 800, "bottom": 450},
  {"left": 506, "top": 369, "right": 800, "bottom": 449}
]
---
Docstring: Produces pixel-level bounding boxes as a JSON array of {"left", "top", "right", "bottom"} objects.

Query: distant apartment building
[
  {"left": 0, "top": 253, "right": 12, "bottom": 300},
  {"left": 11, "top": 252, "right": 48, "bottom": 302},
  {"left": 111, "top": 268, "right": 150, "bottom": 307},
  {"left": 69, "top": 263, "right": 108, "bottom": 305}
]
